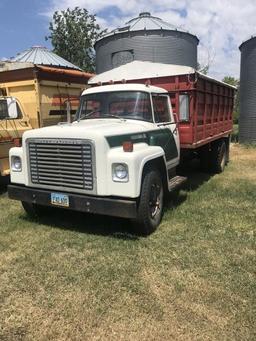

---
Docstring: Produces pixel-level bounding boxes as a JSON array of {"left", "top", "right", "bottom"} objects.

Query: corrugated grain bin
[
  {"left": 95, "top": 12, "right": 199, "bottom": 73},
  {"left": 239, "top": 37, "right": 256, "bottom": 143}
]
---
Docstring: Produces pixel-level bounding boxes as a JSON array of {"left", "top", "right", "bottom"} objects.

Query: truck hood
[{"left": 23, "top": 119, "right": 154, "bottom": 140}]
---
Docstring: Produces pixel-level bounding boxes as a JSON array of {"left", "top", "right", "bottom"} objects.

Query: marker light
[
  {"left": 123, "top": 141, "right": 133, "bottom": 152},
  {"left": 13, "top": 138, "right": 21, "bottom": 147}
]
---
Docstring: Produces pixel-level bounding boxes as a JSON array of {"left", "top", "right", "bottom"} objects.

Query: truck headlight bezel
[
  {"left": 112, "top": 163, "right": 129, "bottom": 182},
  {"left": 11, "top": 156, "right": 22, "bottom": 172}
]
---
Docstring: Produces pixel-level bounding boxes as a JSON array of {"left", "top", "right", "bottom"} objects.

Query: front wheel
[{"left": 132, "top": 170, "right": 164, "bottom": 235}]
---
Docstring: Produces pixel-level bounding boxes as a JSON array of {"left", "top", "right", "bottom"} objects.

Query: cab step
[{"left": 168, "top": 175, "right": 187, "bottom": 192}]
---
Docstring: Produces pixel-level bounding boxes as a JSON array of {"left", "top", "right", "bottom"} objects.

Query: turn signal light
[
  {"left": 13, "top": 138, "right": 21, "bottom": 147},
  {"left": 123, "top": 141, "right": 133, "bottom": 152}
]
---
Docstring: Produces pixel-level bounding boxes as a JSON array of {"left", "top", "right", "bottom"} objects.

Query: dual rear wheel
[{"left": 200, "top": 140, "right": 228, "bottom": 174}]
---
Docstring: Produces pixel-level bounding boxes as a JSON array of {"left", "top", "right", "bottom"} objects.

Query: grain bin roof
[
  {"left": 97, "top": 12, "right": 199, "bottom": 43},
  {"left": 12, "top": 46, "right": 81, "bottom": 70}
]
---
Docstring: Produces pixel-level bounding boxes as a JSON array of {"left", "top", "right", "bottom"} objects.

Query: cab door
[{"left": 151, "top": 94, "right": 180, "bottom": 170}]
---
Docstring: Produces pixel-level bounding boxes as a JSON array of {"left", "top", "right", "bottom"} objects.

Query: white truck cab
[{"left": 8, "top": 84, "right": 186, "bottom": 235}]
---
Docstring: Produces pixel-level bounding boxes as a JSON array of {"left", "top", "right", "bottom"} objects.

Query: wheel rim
[{"left": 149, "top": 183, "right": 161, "bottom": 218}]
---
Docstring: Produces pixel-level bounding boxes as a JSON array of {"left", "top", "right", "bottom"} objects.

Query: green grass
[
  {"left": 0, "top": 144, "right": 255, "bottom": 340},
  {"left": 231, "top": 124, "right": 239, "bottom": 142}
]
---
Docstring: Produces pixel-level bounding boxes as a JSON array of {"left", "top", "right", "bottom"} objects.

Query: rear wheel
[
  {"left": 132, "top": 170, "right": 163, "bottom": 235},
  {"left": 199, "top": 149, "right": 210, "bottom": 172},
  {"left": 209, "top": 141, "right": 227, "bottom": 173},
  {"left": 22, "top": 201, "right": 47, "bottom": 217},
  {"left": 199, "top": 140, "right": 227, "bottom": 174}
]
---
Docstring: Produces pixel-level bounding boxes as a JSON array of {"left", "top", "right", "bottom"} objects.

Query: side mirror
[{"left": 7, "top": 97, "right": 19, "bottom": 119}]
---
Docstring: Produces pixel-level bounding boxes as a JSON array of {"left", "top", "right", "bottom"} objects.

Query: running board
[{"left": 168, "top": 176, "right": 187, "bottom": 192}]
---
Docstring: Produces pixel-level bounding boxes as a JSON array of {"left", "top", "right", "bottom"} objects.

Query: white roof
[
  {"left": 89, "top": 61, "right": 237, "bottom": 89},
  {"left": 89, "top": 61, "right": 195, "bottom": 84},
  {"left": 82, "top": 83, "right": 167, "bottom": 96}
]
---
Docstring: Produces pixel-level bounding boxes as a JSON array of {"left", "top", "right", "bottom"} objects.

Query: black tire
[
  {"left": 209, "top": 141, "right": 227, "bottom": 173},
  {"left": 21, "top": 201, "right": 47, "bottom": 217},
  {"left": 199, "top": 149, "right": 210, "bottom": 172},
  {"left": 132, "top": 170, "right": 164, "bottom": 235},
  {"left": 225, "top": 139, "right": 230, "bottom": 164}
]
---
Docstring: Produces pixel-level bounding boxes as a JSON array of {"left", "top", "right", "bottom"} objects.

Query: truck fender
[{"left": 137, "top": 150, "right": 168, "bottom": 196}]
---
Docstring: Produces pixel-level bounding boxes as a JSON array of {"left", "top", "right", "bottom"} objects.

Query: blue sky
[
  {"left": 1, "top": 0, "right": 256, "bottom": 79},
  {"left": 0, "top": 0, "right": 52, "bottom": 59}
]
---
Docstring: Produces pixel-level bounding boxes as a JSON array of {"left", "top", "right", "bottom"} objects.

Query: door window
[
  {"left": 0, "top": 99, "right": 8, "bottom": 119},
  {"left": 179, "top": 94, "right": 190, "bottom": 121},
  {"left": 152, "top": 95, "right": 171, "bottom": 123}
]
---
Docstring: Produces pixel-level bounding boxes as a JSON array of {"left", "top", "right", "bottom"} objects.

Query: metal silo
[
  {"left": 95, "top": 12, "right": 199, "bottom": 73},
  {"left": 239, "top": 37, "right": 256, "bottom": 143}
]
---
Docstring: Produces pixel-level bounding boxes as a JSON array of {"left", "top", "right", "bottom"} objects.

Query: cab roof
[{"left": 81, "top": 83, "right": 168, "bottom": 96}]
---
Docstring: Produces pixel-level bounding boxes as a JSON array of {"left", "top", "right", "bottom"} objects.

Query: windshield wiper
[
  {"left": 79, "top": 110, "right": 102, "bottom": 121},
  {"left": 101, "top": 114, "right": 123, "bottom": 119}
]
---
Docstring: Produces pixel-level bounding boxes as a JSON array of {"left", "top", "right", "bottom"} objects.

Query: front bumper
[{"left": 8, "top": 185, "right": 137, "bottom": 219}]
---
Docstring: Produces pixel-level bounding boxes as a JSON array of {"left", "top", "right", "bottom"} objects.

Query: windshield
[{"left": 76, "top": 91, "right": 153, "bottom": 122}]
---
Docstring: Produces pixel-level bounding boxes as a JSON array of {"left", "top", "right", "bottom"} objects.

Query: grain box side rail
[{"left": 127, "top": 72, "right": 235, "bottom": 149}]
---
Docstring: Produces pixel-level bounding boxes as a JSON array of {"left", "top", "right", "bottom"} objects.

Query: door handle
[{"left": 172, "top": 127, "right": 178, "bottom": 135}]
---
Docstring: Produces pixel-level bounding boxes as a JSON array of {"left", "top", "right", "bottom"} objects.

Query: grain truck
[
  {"left": 0, "top": 62, "right": 92, "bottom": 178},
  {"left": 8, "top": 62, "right": 235, "bottom": 234}
]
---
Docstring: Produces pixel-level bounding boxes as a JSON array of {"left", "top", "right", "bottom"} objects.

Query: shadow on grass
[
  {"left": 165, "top": 159, "right": 212, "bottom": 210},
  {"left": 179, "top": 159, "right": 212, "bottom": 191},
  {"left": 21, "top": 207, "right": 139, "bottom": 240},
  {"left": 19, "top": 159, "right": 212, "bottom": 238}
]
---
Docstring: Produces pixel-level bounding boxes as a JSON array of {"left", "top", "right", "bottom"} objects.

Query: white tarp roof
[
  {"left": 89, "top": 61, "right": 236, "bottom": 89},
  {"left": 89, "top": 61, "right": 195, "bottom": 84}
]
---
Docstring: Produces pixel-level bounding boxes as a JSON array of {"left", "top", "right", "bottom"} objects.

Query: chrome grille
[{"left": 28, "top": 139, "right": 94, "bottom": 191}]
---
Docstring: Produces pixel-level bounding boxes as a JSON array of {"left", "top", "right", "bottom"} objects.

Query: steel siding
[{"left": 239, "top": 37, "right": 256, "bottom": 143}]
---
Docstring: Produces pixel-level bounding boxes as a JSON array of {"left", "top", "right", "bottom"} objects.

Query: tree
[
  {"left": 222, "top": 76, "right": 239, "bottom": 87},
  {"left": 46, "top": 7, "right": 106, "bottom": 72},
  {"left": 196, "top": 62, "right": 209, "bottom": 75},
  {"left": 222, "top": 76, "right": 240, "bottom": 124}
]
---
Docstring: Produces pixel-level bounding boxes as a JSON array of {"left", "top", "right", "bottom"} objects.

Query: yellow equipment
[{"left": 0, "top": 63, "right": 92, "bottom": 177}]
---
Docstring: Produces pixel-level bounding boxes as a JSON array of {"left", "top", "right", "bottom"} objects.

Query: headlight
[
  {"left": 112, "top": 163, "right": 129, "bottom": 182},
  {"left": 11, "top": 156, "right": 22, "bottom": 172}
]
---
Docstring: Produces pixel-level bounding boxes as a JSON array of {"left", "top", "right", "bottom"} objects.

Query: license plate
[{"left": 51, "top": 193, "right": 69, "bottom": 207}]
